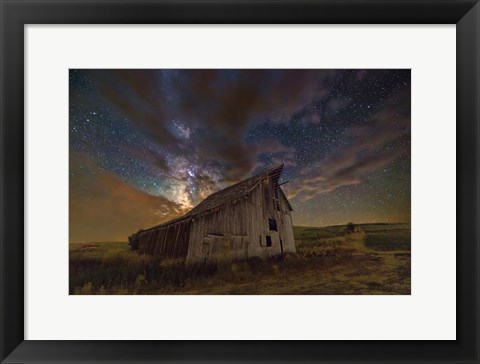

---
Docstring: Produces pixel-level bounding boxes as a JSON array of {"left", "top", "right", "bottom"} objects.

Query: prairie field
[{"left": 69, "top": 223, "right": 410, "bottom": 295}]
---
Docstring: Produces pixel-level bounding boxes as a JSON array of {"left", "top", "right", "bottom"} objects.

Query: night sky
[{"left": 69, "top": 69, "right": 410, "bottom": 243}]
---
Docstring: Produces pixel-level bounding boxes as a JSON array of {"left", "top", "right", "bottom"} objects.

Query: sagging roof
[
  {"left": 187, "top": 164, "right": 286, "bottom": 216},
  {"left": 138, "top": 164, "right": 291, "bottom": 234}
]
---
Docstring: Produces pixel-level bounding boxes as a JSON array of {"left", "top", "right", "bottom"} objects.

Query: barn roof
[
  {"left": 138, "top": 164, "right": 290, "bottom": 234},
  {"left": 187, "top": 164, "right": 286, "bottom": 216}
]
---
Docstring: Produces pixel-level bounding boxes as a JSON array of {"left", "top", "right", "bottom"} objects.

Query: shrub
[{"left": 347, "top": 222, "right": 356, "bottom": 233}]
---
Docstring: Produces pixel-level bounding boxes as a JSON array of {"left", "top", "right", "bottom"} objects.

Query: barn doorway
[{"left": 266, "top": 235, "right": 272, "bottom": 247}]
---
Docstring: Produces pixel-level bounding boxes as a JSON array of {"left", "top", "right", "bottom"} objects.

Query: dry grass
[{"left": 70, "top": 223, "right": 410, "bottom": 295}]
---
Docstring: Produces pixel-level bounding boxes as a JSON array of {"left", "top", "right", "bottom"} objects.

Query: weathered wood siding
[
  {"left": 136, "top": 218, "right": 191, "bottom": 259},
  {"left": 243, "top": 179, "right": 296, "bottom": 259},
  {"left": 185, "top": 178, "right": 295, "bottom": 264},
  {"left": 278, "top": 193, "right": 296, "bottom": 253},
  {"left": 186, "top": 197, "right": 250, "bottom": 264}
]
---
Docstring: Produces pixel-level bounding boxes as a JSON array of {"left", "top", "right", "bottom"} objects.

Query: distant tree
[{"left": 347, "top": 222, "right": 356, "bottom": 233}]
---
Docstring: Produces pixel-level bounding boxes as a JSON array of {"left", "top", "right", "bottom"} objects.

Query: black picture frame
[{"left": 1, "top": 0, "right": 479, "bottom": 363}]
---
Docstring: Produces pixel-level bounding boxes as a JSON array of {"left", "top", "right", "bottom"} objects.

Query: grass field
[{"left": 70, "top": 223, "right": 410, "bottom": 295}]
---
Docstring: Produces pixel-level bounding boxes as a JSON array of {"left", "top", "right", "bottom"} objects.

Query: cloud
[
  {"left": 75, "top": 69, "right": 410, "bottom": 206},
  {"left": 285, "top": 90, "right": 410, "bottom": 201},
  {"left": 87, "top": 69, "right": 319, "bottom": 186},
  {"left": 288, "top": 146, "right": 405, "bottom": 200},
  {"left": 70, "top": 69, "right": 411, "bottom": 233},
  {"left": 69, "top": 153, "right": 186, "bottom": 243}
]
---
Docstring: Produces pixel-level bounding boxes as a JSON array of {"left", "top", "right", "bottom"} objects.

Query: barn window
[
  {"left": 266, "top": 235, "right": 272, "bottom": 247},
  {"left": 268, "top": 218, "right": 277, "bottom": 231}
]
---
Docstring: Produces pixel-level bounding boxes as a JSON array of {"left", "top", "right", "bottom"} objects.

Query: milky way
[{"left": 69, "top": 69, "right": 410, "bottom": 243}]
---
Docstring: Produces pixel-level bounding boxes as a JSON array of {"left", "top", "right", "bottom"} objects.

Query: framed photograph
[
  {"left": 1, "top": 0, "right": 478, "bottom": 363},
  {"left": 67, "top": 68, "right": 412, "bottom": 296}
]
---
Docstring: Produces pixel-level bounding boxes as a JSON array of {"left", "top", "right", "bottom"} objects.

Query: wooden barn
[{"left": 129, "top": 165, "right": 296, "bottom": 265}]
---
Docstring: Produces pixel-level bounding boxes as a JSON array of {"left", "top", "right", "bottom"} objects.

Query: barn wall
[
  {"left": 244, "top": 180, "right": 296, "bottom": 259},
  {"left": 185, "top": 178, "right": 296, "bottom": 265},
  {"left": 278, "top": 193, "right": 296, "bottom": 253},
  {"left": 136, "top": 219, "right": 191, "bottom": 259},
  {"left": 186, "top": 198, "right": 250, "bottom": 264}
]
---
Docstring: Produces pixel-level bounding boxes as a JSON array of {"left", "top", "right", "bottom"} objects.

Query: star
[{"left": 69, "top": 69, "right": 411, "bottom": 242}]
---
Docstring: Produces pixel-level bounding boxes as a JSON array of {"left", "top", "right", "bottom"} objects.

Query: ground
[{"left": 69, "top": 223, "right": 411, "bottom": 295}]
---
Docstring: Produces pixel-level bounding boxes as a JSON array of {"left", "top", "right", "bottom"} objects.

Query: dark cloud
[
  {"left": 288, "top": 146, "right": 405, "bottom": 200},
  {"left": 70, "top": 69, "right": 411, "bottom": 237},
  {"left": 88, "top": 69, "right": 323, "bottom": 184},
  {"left": 285, "top": 89, "right": 410, "bottom": 201}
]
